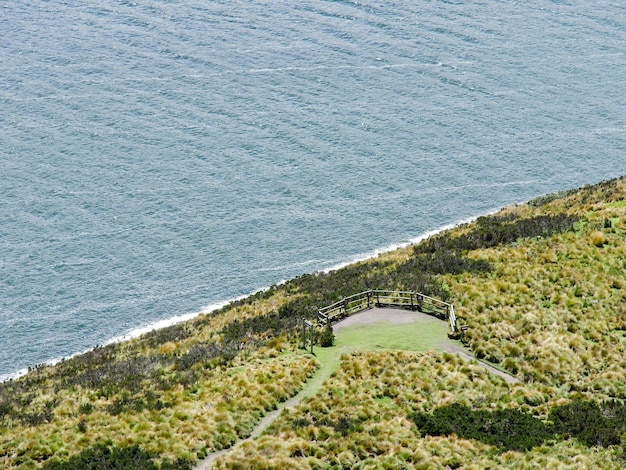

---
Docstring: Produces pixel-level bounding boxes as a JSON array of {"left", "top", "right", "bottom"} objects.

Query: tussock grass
[
  {"left": 447, "top": 180, "right": 626, "bottom": 392},
  {"left": 0, "top": 350, "right": 317, "bottom": 468},
  {"left": 217, "top": 351, "right": 622, "bottom": 469},
  {"left": 3, "top": 176, "right": 626, "bottom": 468}
]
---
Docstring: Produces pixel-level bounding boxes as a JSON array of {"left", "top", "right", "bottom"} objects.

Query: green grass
[
  {"left": 298, "top": 314, "right": 453, "bottom": 402},
  {"left": 295, "top": 314, "right": 451, "bottom": 401},
  {"left": 216, "top": 350, "right": 624, "bottom": 470},
  {"left": 334, "top": 317, "right": 448, "bottom": 353},
  {"left": 293, "top": 348, "right": 341, "bottom": 401},
  {"left": 5, "top": 175, "right": 626, "bottom": 469}
]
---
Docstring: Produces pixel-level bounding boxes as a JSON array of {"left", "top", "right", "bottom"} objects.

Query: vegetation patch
[
  {"left": 411, "top": 398, "right": 626, "bottom": 456},
  {"left": 41, "top": 442, "right": 191, "bottom": 470},
  {"left": 528, "top": 188, "right": 579, "bottom": 207},
  {"left": 414, "top": 213, "right": 580, "bottom": 254},
  {"left": 549, "top": 399, "right": 626, "bottom": 448},
  {"left": 0, "top": 352, "right": 317, "bottom": 469},
  {"left": 215, "top": 351, "right": 622, "bottom": 469},
  {"left": 318, "top": 323, "right": 335, "bottom": 347},
  {"left": 410, "top": 403, "right": 554, "bottom": 451},
  {"left": 3, "top": 176, "right": 626, "bottom": 469}
]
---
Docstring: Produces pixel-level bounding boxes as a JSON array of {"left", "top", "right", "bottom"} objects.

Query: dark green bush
[
  {"left": 412, "top": 400, "right": 626, "bottom": 454},
  {"left": 141, "top": 323, "right": 194, "bottom": 348},
  {"left": 528, "top": 189, "right": 578, "bottom": 207},
  {"left": 68, "top": 356, "right": 166, "bottom": 395},
  {"left": 410, "top": 403, "right": 554, "bottom": 452},
  {"left": 77, "top": 419, "right": 88, "bottom": 433},
  {"left": 0, "top": 401, "right": 14, "bottom": 420},
  {"left": 41, "top": 443, "right": 192, "bottom": 470},
  {"left": 290, "top": 415, "right": 362, "bottom": 436},
  {"left": 78, "top": 402, "right": 94, "bottom": 415},
  {"left": 403, "top": 251, "right": 492, "bottom": 276},
  {"left": 332, "top": 416, "right": 361, "bottom": 436},
  {"left": 549, "top": 399, "right": 626, "bottom": 448},
  {"left": 20, "top": 398, "right": 58, "bottom": 427},
  {"left": 292, "top": 417, "right": 312, "bottom": 429},
  {"left": 106, "top": 392, "right": 169, "bottom": 416},
  {"left": 316, "top": 416, "right": 363, "bottom": 437},
  {"left": 415, "top": 214, "right": 580, "bottom": 255}
]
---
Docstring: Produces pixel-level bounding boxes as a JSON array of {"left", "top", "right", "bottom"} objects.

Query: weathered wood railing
[{"left": 318, "top": 289, "right": 457, "bottom": 333}]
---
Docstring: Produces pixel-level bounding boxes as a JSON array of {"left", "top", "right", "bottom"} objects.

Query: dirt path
[{"left": 194, "top": 308, "right": 518, "bottom": 469}]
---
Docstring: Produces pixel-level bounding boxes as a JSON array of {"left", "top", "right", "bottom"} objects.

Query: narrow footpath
[{"left": 194, "top": 307, "right": 518, "bottom": 469}]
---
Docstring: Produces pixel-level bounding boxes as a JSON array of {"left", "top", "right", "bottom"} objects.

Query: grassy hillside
[
  {"left": 1, "top": 176, "right": 625, "bottom": 469},
  {"left": 214, "top": 351, "right": 621, "bottom": 469}
]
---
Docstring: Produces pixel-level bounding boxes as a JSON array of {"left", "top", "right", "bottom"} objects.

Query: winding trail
[{"left": 194, "top": 308, "right": 518, "bottom": 469}]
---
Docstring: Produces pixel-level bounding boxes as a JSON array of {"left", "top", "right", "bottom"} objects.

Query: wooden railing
[{"left": 318, "top": 289, "right": 457, "bottom": 333}]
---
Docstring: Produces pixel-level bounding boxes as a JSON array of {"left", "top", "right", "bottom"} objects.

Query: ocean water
[{"left": 1, "top": 0, "right": 624, "bottom": 380}]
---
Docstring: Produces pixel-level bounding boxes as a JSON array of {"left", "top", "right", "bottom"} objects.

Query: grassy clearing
[
  {"left": 295, "top": 313, "right": 450, "bottom": 402},
  {"left": 334, "top": 317, "right": 448, "bottom": 353}
]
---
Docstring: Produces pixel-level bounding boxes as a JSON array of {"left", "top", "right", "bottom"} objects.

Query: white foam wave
[
  {"left": 320, "top": 211, "right": 498, "bottom": 274},
  {"left": 0, "top": 209, "right": 503, "bottom": 383},
  {"left": 0, "top": 367, "right": 29, "bottom": 383},
  {"left": 244, "top": 61, "right": 442, "bottom": 75},
  {"left": 256, "top": 259, "right": 323, "bottom": 273},
  {"left": 0, "top": 353, "right": 80, "bottom": 383},
  {"left": 103, "top": 293, "right": 270, "bottom": 346}
]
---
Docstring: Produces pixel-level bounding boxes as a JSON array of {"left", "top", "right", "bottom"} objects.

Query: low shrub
[
  {"left": 528, "top": 188, "right": 578, "bottom": 207},
  {"left": 292, "top": 415, "right": 362, "bottom": 437},
  {"left": 409, "top": 251, "right": 492, "bottom": 275},
  {"left": 415, "top": 214, "right": 580, "bottom": 254},
  {"left": 412, "top": 399, "right": 626, "bottom": 455},
  {"left": 141, "top": 323, "right": 194, "bottom": 348},
  {"left": 319, "top": 324, "right": 335, "bottom": 347},
  {"left": 410, "top": 403, "right": 554, "bottom": 452},
  {"left": 102, "top": 390, "right": 170, "bottom": 416},
  {"left": 549, "top": 399, "right": 626, "bottom": 448},
  {"left": 41, "top": 443, "right": 191, "bottom": 470},
  {"left": 78, "top": 402, "right": 94, "bottom": 415}
]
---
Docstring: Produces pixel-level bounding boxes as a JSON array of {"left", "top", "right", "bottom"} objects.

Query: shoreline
[{"left": 0, "top": 207, "right": 505, "bottom": 383}]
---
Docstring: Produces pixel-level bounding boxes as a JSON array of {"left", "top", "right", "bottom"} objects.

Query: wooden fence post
[{"left": 302, "top": 320, "right": 314, "bottom": 353}]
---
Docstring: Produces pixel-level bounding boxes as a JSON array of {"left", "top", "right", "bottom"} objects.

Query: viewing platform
[{"left": 317, "top": 289, "right": 457, "bottom": 334}]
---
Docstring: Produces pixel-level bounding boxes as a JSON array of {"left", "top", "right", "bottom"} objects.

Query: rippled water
[{"left": 1, "top": 0, "right": 624, "bottom": 379}]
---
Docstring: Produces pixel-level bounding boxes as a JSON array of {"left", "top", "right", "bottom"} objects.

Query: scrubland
[
  {"left": 1, "top": 176, "right": 625, "bottom": 469},
  {"left": 215, "top": 351, "right": 622, "bottom": 469}
]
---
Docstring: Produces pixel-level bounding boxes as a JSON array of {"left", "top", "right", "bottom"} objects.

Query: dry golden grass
[
  {"left": 0, "top": 350, "right": 317, "bottom": 469},
  {"left": 216, "top": 351, "right": 622, "bottom": 469},
  {"left": 3, "top": 177, "right": 626, "bottom": 469},
  {"left": 437, "top": 178, "right": 626, "bottom": 396}
]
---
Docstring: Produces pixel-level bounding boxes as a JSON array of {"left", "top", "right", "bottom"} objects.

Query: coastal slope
[{"left": 1, "top": 176, "right": 626, "bottom": 469}]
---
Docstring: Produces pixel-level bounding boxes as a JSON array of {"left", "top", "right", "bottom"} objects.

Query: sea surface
[{"left": 1, "top": 0, "right": 625, "bottom": 380}]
